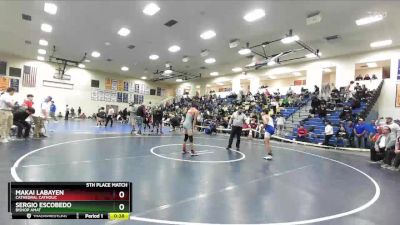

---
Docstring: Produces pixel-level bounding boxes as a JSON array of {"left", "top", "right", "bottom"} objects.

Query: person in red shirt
[
  {"left": 22, "top": 94, "right": 34, "bottom": 108},
  {"left": 296, "top": 125, "right": 308, "bottom": 142}
]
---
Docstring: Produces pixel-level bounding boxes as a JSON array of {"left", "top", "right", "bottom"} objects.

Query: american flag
[{"left": 22, "top": 65, "right": 37, "bottom": 87}]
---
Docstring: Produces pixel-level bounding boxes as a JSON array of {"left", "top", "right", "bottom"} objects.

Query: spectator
[
  {"left": 336, "top": 123, "right": 349, "bottom": 147},
  {"left": 324, "top": 121, "right": 334, "bottom": 146},
  {"left": 296, "top": 125, "right": 308, "bottom": 142},
  {"left": 365, "top": 119, "right": 377, "bottom": 148},
  {"left": 385, "top": 135, "right": 400, "bottom": 171},
  {"left": 355, "top": 74, "right": 363, "bottom": 81},
  {"left": 314, "top": 85, "right": 320, "bottom": 96},
  {"left": 49, "top": 101, "right": 57, "bottom": 121},
  {"left": 0, "top": 87, "right": 15, "bottom": 143},
  {"left": 65, "top": 105, "right": 70, "bottom": 120},
  {"left": 369, "top": 127, "right": 384, "bottom": 162},
  {"left": 363, "top": 74, "right": 371, "bottom": 80},
  {"left": 353, "top": 118, "right": 366, "bottom": 148},
  {"left": 70, "top": 107, "right": 75, "bottom": 118},
  {"left": 377, "top": 126, "right": 396, "bottom": 167},
  {"left": 384, "top": 117, "right": 400, "bottom": 137},
  {"left": 22, "top": 94, "right": 34, "bottom": 108},
  {"left": 78, "top": 106, "right": 82, "bottom": 116},
  {"left": 13, "top": 107, "right": 35, "bottom": 139},
  {"left": 371, "top": 74, "right": 378, "bottom": 80},
  {"left": 275, "top": 113, "right": 285, "bottom": 136},
  {"left": 339, "top": 105, "right": 352, "bottom": 121}
]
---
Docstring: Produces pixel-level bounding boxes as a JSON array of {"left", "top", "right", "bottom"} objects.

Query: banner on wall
[
  {"left": 117, "top": 80, "right": 124, "bottom": 91},
  {"left": 156, "top": 87, "right": 161, "bottom": 96},
  {"left": 129, "top": 81, "right": 135, "bottom": 92},
  {"left": 91, "top": 89, "right": 99, "bottom": 101},
  {"left": 105, "top": 78, "right": 112, "bottom": 90},
  {"left": 111, "top": 91, "right": 117, "bottom": 102},
  {"left": 122, "top": 93, "right": 128, "bottom": 103},
  {"left": 98, "top": 90, "right": 105, "bottom": 101},
  {"left": 0, "top": 76, "right": 10, "bottom": 91},
  {"left": 124, "top": 81, "right": 129, "bottom": 92},
  {"left": 10, "top": 78, "right": 19, "bottom": 92},
  {"left": 128, "top": 93, "right": 135, "bottom": 103},
  {"left": 396, "top": 84, "right": 400, "bottom": 107},
  {"left": 134, "top": 83, "right": 140, "bottom": 93},
  {"left": 397, "top": 59, "right": 400, "bottom": 80},
  {"left": 111, "top": 80, "right": 117, "bottom": 90},
  {"left": 117, "top": 92, "right": 123, "bottom": 102},
  {"left": 104, "top": 91, "right": 111, "bottom": 102}
]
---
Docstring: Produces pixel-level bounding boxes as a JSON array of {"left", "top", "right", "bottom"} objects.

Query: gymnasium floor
[{"left": 1, "top": 120, "right": 399, "bottom": 225}]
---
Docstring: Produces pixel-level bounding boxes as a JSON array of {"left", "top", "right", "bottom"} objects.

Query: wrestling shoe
[{"left": 191, "top": 150, "right": 198, "bottom": 156}]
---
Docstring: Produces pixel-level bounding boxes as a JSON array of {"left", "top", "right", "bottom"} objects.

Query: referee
[{"left": 226, "top": 106, "right": 247, "bottom": 150}]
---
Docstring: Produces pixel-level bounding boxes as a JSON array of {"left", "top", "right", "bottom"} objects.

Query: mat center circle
[{"left": 150, "top": 144, "right": 246, "bottom": 163}]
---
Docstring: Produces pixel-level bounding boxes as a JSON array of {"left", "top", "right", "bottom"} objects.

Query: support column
[
  {"left": 306, "top": 67, "right": 323, "bottom": 91},
  {"left": 249, "top": 77, "right": 260, "bottom": 94},
  {"left": 335, "top": 61, "right": 355, "bottom": 88},
  {"left": 232, "top": 77, "right": 241, "bottom": 94}
]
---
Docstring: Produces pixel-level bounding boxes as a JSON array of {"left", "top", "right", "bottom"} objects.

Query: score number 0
[{"left": 118, "top": 191, "right": 126, "bottom": 211}]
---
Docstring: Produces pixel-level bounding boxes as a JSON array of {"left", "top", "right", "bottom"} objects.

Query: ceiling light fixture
[
  {"left": 149, "top": 54, "right": 159, "bottom": 60},
  {"left": 238, "top": 48, "right": 251, "bottom": 55},
  {"left": 44, "top": 2, "right": 57, "bottom": 15},
  {"left": 41, "top": 23, "right": 52, "bottom": 32},
  {"left": 367, "top": 62, "right": 378, "bottom": 68},
  {"left": 305, "top": 52, "right": 322, "bottom": 58},
  {"left": 105, "top": 42, "right": 111, "bottom": 46},
  {"left": 91, "top": 51, "right": 101, "bottom": 58},
  {"left": 118, "top": 27, "right": 130, "bottom": 36},
  {"left": 143, "top": 3, "right": 160, "bottom": 16},
  {"left": 164, "top": 69, "right": 172, "bottom": 74},
  {"left": 39, "top": 39, "right": 48, "bottom": 46},
  {"left": 356, "top": 14, "right": 384, "bottom": 26},
  {"left": 210, "top": 72, "right": 219, "bottom": 76},
  {"left": 200, "top": 30, "right": 216, "bottom": 40},
  {"left": 121, "top": 66, "right": 129, "bottom": 71},
  {"left": 204, "top": 58, "right": 216, "bottom": 64},
  {"left": 37, "top": 56, "right": 45, "bottom": 61},
  {"left": 243, "top": 9, "right": 265, "bottom": 22},
  {"left": 176, "top": 78, "right": 183, "bottom": 82},
  {"left": 293, "top": 71, "right": 302, "bottom": 76},
  {"left": 182, "top": 56, "right": 189, "bottom": 62},
  {"left": 323, "top": 68, "right": 332, "bottom": 73},
  {"left": 78, "top": 64, "right": 85, "bottom": 68},
  {"left": 141, "top": 76, "right": 147, "bottom": 80},
  {"left": 38, "top": 49, "right": 46, "bottom": 55},
  {"left": 168, "top": 45, "right": 181, "bottom": 53},
  {"left": 232, "top": 67, "right": 242, "bottom": 72},
  {"left": 370, "top": 39, "right": 392, "bottom": 48},
  {"left": 281, "top": 35, "right": 300, "bottom": 44},
  {"left": 84, "top": 59, "right": 90, "bottom": 63}
]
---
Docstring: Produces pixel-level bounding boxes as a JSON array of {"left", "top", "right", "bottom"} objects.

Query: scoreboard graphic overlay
[{"left": 8, "top": 182, "right": 132, "bottom": 220}]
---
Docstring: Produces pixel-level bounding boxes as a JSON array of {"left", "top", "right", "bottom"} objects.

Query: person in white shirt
[
  {"left": 0, "top": 87, "right": 15, "bottom": 142},
  {"left": 323, "top": 121, "right": 334, "bottom": 146},
  {"left": 226, "top": 107, "right": 247, "bottom": 150},
  {"left": 105, "top": 107, "right": 115, "bottom": 127},
  {"left": 33, "top": 96, "right": 52, "bottom": 138},
  {"left": 384, "top": 117, "right": 400, "bottom": 137},
  {"left": 275, "top": 113, "right": 285, "bottom": 136}
]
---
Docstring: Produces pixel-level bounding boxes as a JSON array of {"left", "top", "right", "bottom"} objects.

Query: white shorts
[{"left": 264, "top": 131, "right": 272, "bottom": 139}]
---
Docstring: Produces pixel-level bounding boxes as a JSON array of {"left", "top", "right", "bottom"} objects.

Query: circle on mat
[{"left": 150, "top": 144, "right": 245, "bottom": 163}]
